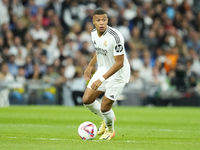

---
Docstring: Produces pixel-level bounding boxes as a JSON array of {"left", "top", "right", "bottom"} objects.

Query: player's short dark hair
[{"left": 93, "top": 8, "right": 107, "bottom": 16}]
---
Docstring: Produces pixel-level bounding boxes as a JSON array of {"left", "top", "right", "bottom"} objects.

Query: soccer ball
[{"left": 78, "top": 121, "right": 97, "bottom": 140}]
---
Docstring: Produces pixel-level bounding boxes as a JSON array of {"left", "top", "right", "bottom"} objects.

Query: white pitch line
[
  {"left": 1, "top": 136, "right": 199, "bottom": 145},
  {"left": 0, "top": 124, "right": 76, "bottom": 128}
]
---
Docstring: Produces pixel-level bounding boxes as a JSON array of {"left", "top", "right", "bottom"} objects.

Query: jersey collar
[{"left": 102, "top": 25, "right": 109, "bottom": 36}]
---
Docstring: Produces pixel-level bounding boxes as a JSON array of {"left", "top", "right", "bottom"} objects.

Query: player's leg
[
  {"left": 82, "top": 88, "right": 105, "bottom": 120},
  {"left": 99, "top": 80, "right": 126, "bottom": 140},
  {"left": 99, "top": 96, "right": 115, "bottom": 140}
]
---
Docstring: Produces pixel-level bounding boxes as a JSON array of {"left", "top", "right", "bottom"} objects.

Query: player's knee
[{"left": 82, "top": 94, "right": 90, "bottom": 104}]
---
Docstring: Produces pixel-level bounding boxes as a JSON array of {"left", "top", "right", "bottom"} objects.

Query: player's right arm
[{"left": 84, "top": 53, "right": 97, "bottom": 81}]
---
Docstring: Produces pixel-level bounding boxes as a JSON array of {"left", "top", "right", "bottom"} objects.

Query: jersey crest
[{"left": 103, "top": 41, "right": 107, "bottom": 47}]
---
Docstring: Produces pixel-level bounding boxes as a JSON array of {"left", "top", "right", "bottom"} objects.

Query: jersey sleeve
[{"left": 112, "top": 31, "right": 125, "bottom": 56}]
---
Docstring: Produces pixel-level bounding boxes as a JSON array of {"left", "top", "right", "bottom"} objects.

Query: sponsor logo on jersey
[
  {"left": 95, "top": 47, "right": 108, "bottom": 56},
  {"left": 103, "top": 41, "right": 107, "bottom": 47},
  {"left": 115, "top": 44, "right": 123, "bottom": 53}
]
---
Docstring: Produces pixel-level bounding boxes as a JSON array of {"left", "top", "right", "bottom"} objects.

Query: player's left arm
[
  {"left": 102, "top": 55, "right": 124, "bottom": 79},
  {"left": 91, "top": 55, "right": 124, "bottom": 90}
]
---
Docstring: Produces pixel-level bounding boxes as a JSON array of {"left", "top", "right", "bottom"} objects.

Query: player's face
[{"left": 93, "top": 14, "right": 108, "bottom": 35}]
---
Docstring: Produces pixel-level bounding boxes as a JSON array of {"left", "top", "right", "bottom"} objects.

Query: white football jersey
[{"left": 91, "top": 26, "right": 130, "bottom": 83}]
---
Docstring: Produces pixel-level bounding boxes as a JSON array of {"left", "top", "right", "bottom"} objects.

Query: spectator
[
  {"left": 71, "top": 67, "right": 86, "bottom": 105},
  {"left": 16, "top": 66, "right": 26, "bottom": 84},
  {"left": 126, "top": 68, "right": 144, "bottom": 91},
  {"left": 11, "top": 0, "right": 24, "bottom": 17},
  {"left": 42, "top": 65, "right": 60, "bottom": 84},
  {"left": 139, "top": 51, "right": 153, "bottom": 82},
  {"left": 24, "top": 55, "right": 33, "bottom": 78},
  {"left": 27, "top": 63, "right": 42, "bottom": 79},
  {"left": 129, "top": 50, "right": 143, "bottom": 71},
  {"left": 63, "top": 56, "right": 76, "bottom": 80},
  {"left": 0, "top": 62, "right": 15, "bottom": 81},
  {"left": 29, "top": 22, "right": 49, "bottom": 42},
  {"left": 0, "top": 0, "right": 10, "bottom": 26},
  {"left": 164, "top": 47, "right": 179, "bottom": 73},
  {"left": 62, "top": 1, "right": 85, "bottom": 31},
  {"left": 7, "top": 55, "right": 18, "bottom": 76},
  {"left": 9, "top": 36, "right": 27, "bottom": 58}
]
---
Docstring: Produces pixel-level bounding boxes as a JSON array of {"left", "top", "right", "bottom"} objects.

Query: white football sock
[
  {"left": 102, "top": 109, "right": 115, "bottom": 131},
  {"left": 84, "top": 100, "right": 105, "bottom": 120}
]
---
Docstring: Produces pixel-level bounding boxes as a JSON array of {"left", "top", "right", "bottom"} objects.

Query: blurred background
[{"left": 0, "top": 0, "right": 200, "bottom": 107}]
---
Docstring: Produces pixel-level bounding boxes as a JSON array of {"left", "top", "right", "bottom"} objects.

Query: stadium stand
[{"left": 0, "top": 0, "right": 200, "bottom": 106}]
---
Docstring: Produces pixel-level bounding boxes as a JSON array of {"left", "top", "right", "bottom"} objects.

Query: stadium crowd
[{"left": 0, "top": 0, "right": 200, "bottom": 105}]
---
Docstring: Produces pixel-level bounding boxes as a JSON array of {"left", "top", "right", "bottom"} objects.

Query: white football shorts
[{"left": 87, "top": 72, "right": 126, "bottom": 101}]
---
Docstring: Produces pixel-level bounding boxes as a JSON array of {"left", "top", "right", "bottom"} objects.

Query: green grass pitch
[{"left": 0, "top": 106, "right": 199, "bottom": 150}]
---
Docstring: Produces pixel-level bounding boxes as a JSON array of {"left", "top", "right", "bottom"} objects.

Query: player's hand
[
  {"left": 91, "top": 79, "right": 102, "bottom": 90},
  {"left": 84, "top": 67, "right": 92, "bottom": 81}
]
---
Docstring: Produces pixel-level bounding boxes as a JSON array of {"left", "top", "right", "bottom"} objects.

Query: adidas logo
[{"left": 109, "top": 95, "right": 114, "bottom": 99}]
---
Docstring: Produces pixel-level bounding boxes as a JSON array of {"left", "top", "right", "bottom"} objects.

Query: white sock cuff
[
  {"left": 83, "top": 100, "right": 97, "bottom": 107},
  {"left": 102, "top": 109, "right": 112, "bottom": 115}
]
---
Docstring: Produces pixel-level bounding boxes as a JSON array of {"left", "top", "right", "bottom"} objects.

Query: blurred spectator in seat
[
  {"left": 27, "top": 0, "right": 38, "bottom": 16},
  {"left": 1, "top": 46, "right": 10, "bottom": 63},
  {"left": 0, "top": 62, "right": 15, "bottom": 107},
  {"left": 4, "top": 30, "right": 14, "bottom": 47},
  {"left": 16, "top": 66, "right": 26, "bottom": 84},
  {"left": 0, "top": 62, "right": 15, "bottom": 81},
  {"left": 189, "top": 49, "right": 200, "bottom": 75},
  {"left": 55, "top": 65, "right": 66, "bottom": 86},
  {"left": 164, "top": 47, "right": 179, "bottom": 73},
  {"left": 139, "top": 51, "right": 153, "bottom": 82},
  {"left": 71, "top": 67, "right": 86, "bottom": 105},
  {"left": 39, "top": 54, "right": 48, "bottom": 75},
  {"left": 0, "top": 0, "right": 10, "bottom": 26},
  {"left": 12, "top": 19, "right": 27, "bottom": 42},
  {"left": 20, "top": 7, "right": 32, "bottom": 29},
  {"left": 82, "top": 3, "right": 96, "bottom": 30},
  {"left": 129, "top": 50, "right": 143, "bottom": 71},
  {"left": 27, "top": 63, "right": 42, "bottom": 79},
  {"left": 173, "top": 11, "right": 182, "bottom": 29},
  {"left": 186, "top": 29, "right": 200, "bottom": 54},
  {"left": 142, "top": 29, "right": 158, "bottom": 52},
  {"left": 42, "top": 64, "right": 60, "bottom": 84},
  {"left": 9, "top": 36, "right": 27, "bottom": 58},
  {"left": 129, "top": 27, "right": 146, "bottom": 52},
  {"left": 125, "top": 68, "right": 144, "bottom": 91},
  {"left": 62, "top": 1, "right": 86, "bottom": 32},
  {"left": 45, "top": 0, "right": 62, "bottom": 17},
  {"left": 117, "top": 19, "right": 131, "bottom": 49},
  {"left": 64, "top": 35, "right": 79, "bottom": 59},
  {"left": 151, "top": 66, "right": 168, "bottom": 91},
  {"left": 24, "top": 55, "right": 33, "bottom": 78},
  {"left": 52, "top": 14, "right": 64, "bottom": 39},
  {"left": 63, "top": 56, "right": 76, "bottom": 81},
  {"left": 44, "top": 36, "right": 59, "bottom": 65},
  {"left": 123, "top": 1, "right": 137, "bottom": 21},
  {"left": 192, "top": 12, "right": 200, "bottom": 32},
  {"left": 0, "top": 36, "right": 4, "bottom": 52},
  {"left": 175, "top": 35, "right": 189, "bottom": 58},
  {"left": 80, "top": 41, "right": 91, "bottom": 56},
  {"left": 23, "top": 32, "right": 34, "bottom": 47},
  {"left": 131, "top": 7, "right": 145, "bottom": 36},
  {"left": 15, "top": 47, "right": 26, "bottom": 66},
  {"left": 7, "top": 55, "right": 18, "bottom": 76},
  {"left": 11, "top": 0, "right": 24, "bottom": 18},
  {"left": 80, "top": 22, "right": 94, "bottom": 53},
  {"left": 29, "top": 22, "right": 49, "bottom": 42},
  {"left": 186, "top": 58, "right": 198, "bottom": 88}
]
